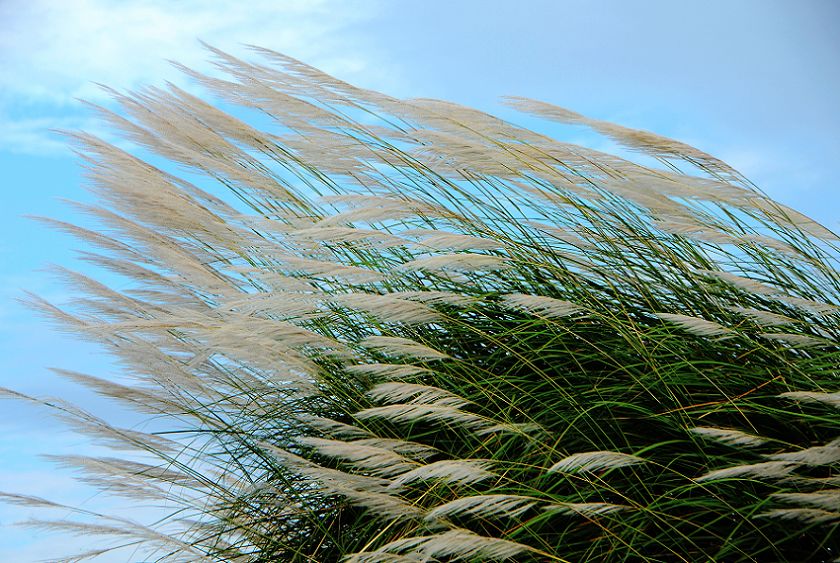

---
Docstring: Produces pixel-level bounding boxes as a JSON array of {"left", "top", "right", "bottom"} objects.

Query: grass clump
[{"left": 3, "top": 45, "right": 839, "bottom": 561}]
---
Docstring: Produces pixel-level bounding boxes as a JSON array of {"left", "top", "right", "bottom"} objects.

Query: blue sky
[{"left": 1, "top": 0, "right": 838, "bottom": 559}]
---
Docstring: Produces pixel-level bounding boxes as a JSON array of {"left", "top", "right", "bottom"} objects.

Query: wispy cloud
[
  {"left": 0, "top": 115, "right": 106, "bottom": 155},
  {"left": 0, "top": 0, "right": 388, "bottom": 154}
]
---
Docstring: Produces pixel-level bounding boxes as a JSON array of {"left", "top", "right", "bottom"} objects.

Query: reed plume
[{"left": 4, "top": 44, "right": 839, "bottom": 561}]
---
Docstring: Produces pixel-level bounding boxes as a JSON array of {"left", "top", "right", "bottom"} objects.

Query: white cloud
[
  {"left": 0, "top": 115, "right": 102, "bottom": 155},
  {"left": 0, "top": 0, "right": 390, "bottom": 154},
  {"left": 0, "top": 0, "right": 383, "bottom": 97}
]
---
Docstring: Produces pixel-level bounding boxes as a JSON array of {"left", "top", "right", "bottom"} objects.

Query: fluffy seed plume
[
  {"left": 771, "top": 490, "right": 840, "bottom": 512},
  {"left": 367, "top": 382, "right": 471, "bottom": 407},
  {"left": 344, "top": 363, "right": 434, "bottom": 380},
  {"left": 355, "top": 403, "right": 496, "bottom": 433},
  {"left": 759, "top": 332, "right": 827, "bottom": 348},
  {"left": 690, "top": 427, "right": 768, "bottom": 448},
  {"left": 360, "top": 336, "right": 450, "bottom": 361},
  {"left": 697, "top": 461, "right": 798, "bottom": 482},
  {"left": 389, "top": 460, "right": 496, "bottom": 488},
  {"left": 345, "top": 528, "right": 535, "bottom": 562},
  {"left": 756, "top": 509, "right": 840, "bottom": 525},
  {"left": 729, "top": 306, "right": 797, "bottom": 327},
  {"left": 398, "top": 253, "right": 510, "bottom": 273},
  {"left": 779, "top": 391, "right": 840, "bottom": 409},
  {"left": 296, "top": 436, "right": 420, "bottom": 477},
  {"left": 425, "top": 494, "right": 539, "bottom": 521},
  {"left": 501, "top": 293, "right": 583, "bottom": 318},
  {"left": 548, "top": 451, "right": 646, "bottom": 473},
  {"left": 543, "top": 502, "right": 630, "bottom": 517},
  {"left": 767, "top": 438, "right": 840, "bottom": 466},
  {"left": 655, "top": 313, "right": 733, "bottom": 338}
]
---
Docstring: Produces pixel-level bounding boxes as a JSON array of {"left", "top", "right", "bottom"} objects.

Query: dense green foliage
[{"left": 4, "top": 46, "right": 839, "bottom": 561}]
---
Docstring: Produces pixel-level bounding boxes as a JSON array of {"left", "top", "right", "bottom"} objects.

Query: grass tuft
[{"left": 4, "top": 45, "right": 839, "bottom": 561}]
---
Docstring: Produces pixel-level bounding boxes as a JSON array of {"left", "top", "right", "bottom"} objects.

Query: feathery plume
[
  {"left": 549, "top": 451, "right": 646, "bottom": 473},
  {"left": 697, "top": 461, "right": 798, "bottom": 482},
  {"left": 344, "top": 363, "right": 434, "bottom": 380},
  {"left": 767, "top": 438, "right": 840, "bottom": 466},
  {"left": 779, "top": 391, "right": 840, "bottom": 409},
  {"left": 501, "top": 293, "right": 582, "bottom": 318},
  {"left": 425, "top": 494, "right": 539, "bottom": 521},
  {"left": 367, "top": 382, "right": 471, "bottom": 407},
  {"left": 756, "top": 509, "right": 840, "bottom": 525},
  {"left": 296, "top": 436, "right": 420, "bottom": 477},
  {"left": 355, "top": 404, "right": 495, "bottom": 433},
  {"left": 543, "top": 502, "right": 630, "bottom": 517},
  {"left": 655, "top": 313, "right": 732, "bottom": 338},
  {"left": 398, "top": 253, "right": 510, "bottom": 273},
  {"left": 771, "top": 490, "right": 840, "bottom": 512},
  {"left": 389, "top": 460, "right": 496, "bottom": 488},
  {"left": 689, "top": 427, "right": 769, "bottom": 448},
  {"left": 346, "top": 528, "right": 535, "bottom": 561},
  {"left": 360, "top": 336, "right": 449, "bottom": 361}
]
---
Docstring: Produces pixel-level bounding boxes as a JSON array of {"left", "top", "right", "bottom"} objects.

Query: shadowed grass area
[{"left": 2, "top": 45, "right": 838, "bottom": 561}]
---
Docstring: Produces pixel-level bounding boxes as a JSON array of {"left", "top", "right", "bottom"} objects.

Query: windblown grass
[{"left": 3, "top": 44, "right": 839, "bottom": 561}]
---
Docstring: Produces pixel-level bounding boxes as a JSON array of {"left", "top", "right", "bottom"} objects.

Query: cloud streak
[{"left": 0, "top": 0, "right": 387, "bottom": 154}]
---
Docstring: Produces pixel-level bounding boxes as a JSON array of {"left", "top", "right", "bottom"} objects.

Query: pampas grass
[{"left": 3, "top": 44, "right": 839, "bottom": 561}]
